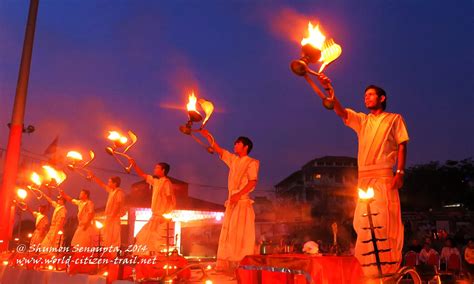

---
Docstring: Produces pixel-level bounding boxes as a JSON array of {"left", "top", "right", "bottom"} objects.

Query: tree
[{"left": 400, "top": 158, "right": 474, "bottom": 211}]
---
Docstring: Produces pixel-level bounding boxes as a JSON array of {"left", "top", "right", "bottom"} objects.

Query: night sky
[{"left": 1, "top": 0, "right": 473, "bottom": 209}]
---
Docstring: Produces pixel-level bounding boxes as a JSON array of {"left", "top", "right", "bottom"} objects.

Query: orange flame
[
  {"left": 108, "top": 131, "right": 121, "bottom": 140},
  {"left": 108, "top": 131, "right": 128, "bottom": 144},
  {"left": 31, "top": 172, "right": 42, "bottom": 186},
  {"left": 67, "top": 151, "right": 83, "bottom": 161},
  {"left": 301, "top": 22, "right": 326, "bottom": 50},
  {"left": 358, "top": 187, "right": 374, "bottom": 200},
  {"left": 42, "top": 165, "right": 67, "bottom": 185},
  {"left": 186, "top": 92, "right": 200, "bottom": 114},
  {"left": 95, "top": 220, "right": 104, "bottom": 229},
  {"left": 17, "top": 188, "right": 28, "bottom": 200}
]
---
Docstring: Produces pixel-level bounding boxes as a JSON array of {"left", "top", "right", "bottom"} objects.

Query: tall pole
[{"left": 0, "top": 0, "right": 40, "bottom": 251}]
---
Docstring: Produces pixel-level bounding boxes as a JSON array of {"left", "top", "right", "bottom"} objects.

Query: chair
[
  {"left": 416, "top": 252, "right": 441, "bottom": 284},
  {"left": 405, "top": 251, "right": 418, "bottom": 266},
  {"left": 446, "top": 253, "right": 461, "bottom": 273},
  {"left": 427, "top": 252, "right": 440, "bottom": 270}
]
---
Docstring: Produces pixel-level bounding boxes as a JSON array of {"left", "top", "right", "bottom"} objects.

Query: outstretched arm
[
  {"left": 128, "top": 158, "right": 147, "bottom": 179},
  {"left": 60, "top": 190, "right": 73, "bottom": 203},
  {"left": 89, "top": 173, "right": 111, "bottom": 193},
  {"left": 42, "top": 191, "right": 54, "bottom": 205},
  {"left": 200, "top": 129, "right": 224, "bottom": 157},
  {"left": 392, "top": 142, "right": 407, "bottom": 190},
  {"left": 25, "top": 206, "right": 34, "bottom": 216},
  {"left": 316, "top": 73, "right": 347, "bottom": 120}
]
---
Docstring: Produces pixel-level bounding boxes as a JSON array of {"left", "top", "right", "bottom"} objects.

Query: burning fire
[
  {"left": 301, "top": 22, "right": 326, "bottom": 50},
  {"left": 108, "top": 131, "right": 128, "bottom": 144},
  {"left": 300, "top": 21, "right": 342, "bottom": 73},
  {"left": 358, "top": 187, "right": 375, "bottom": 200},
  {"left": 17, "top": 188, "right": 28, "bottom": 200},
  {"left": 186, "top": 91, "right": 200, "bottom": 114},
  {"left": 67, "top": 151, "right": 83, "bottom": 161},
  {"left": 42, "top": 165, "right": 67, "bottom": 185},
  {"left": 95, "top": 220, "right": 104, "bottom": 229},
  {"left": 31, "top": 172, "right": 42, "bottom": 186}
]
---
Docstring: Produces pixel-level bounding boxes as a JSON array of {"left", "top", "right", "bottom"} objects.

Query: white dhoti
[
  {"left": 102, "top": 187, "right": 125, "bottom": 248},
  {"left": 135, "top": 215, "right": 168, "bottom": 254},
  {"left": 71, "top": 225, "right": 95, "bottom": 248},
  {"left": 30, "top": 213, "right": 49, "bottom": 246},
  {"left": 70, "top": 199, "right": 95, "bottom": 248},
  {"left": 354, "top": 168, "right": 404, "bottom": 276},
  {"left": 103, "top": 216, "right": 121, "bottom": 247},
  {"left": 216, "top": 150, "right": 259, "bottom": 270},
  {"left": 217, "top": 199, "right": 255, "bottom": 267},
  {"left": 40, "top": 203, "right": 66, "bottom": 249}
]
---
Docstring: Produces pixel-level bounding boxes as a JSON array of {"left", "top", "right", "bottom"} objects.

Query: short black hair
[
  {"left": 158, "top": 162, "right": 170, "bottom": 176},
  {"left": 110, "top": 176, "right": 121, "bottom": 187},
  {"left": 81, "top": 189, "right": 90, "bottom": 198},
  {"left": 365, "top": 85, "right": 387, "bottom": 110},
  {"left": 235, "top": 136, "right": 254, "bottom": 154}
]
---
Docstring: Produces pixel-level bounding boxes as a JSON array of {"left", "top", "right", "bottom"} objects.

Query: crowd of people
[{"left": 405, "top": 234, "right": 474, "bottom": 276}]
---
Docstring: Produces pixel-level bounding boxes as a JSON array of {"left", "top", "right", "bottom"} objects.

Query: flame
[
  {"left": 119, "top": 136, "right": 128, "bottom": 144},
  {"left": 319, "top": 38, "right": 342, "bottom": 72},
  {"left": 358, "top": 187, "right": 375, "bottom": 200},
  {"left": 58, "top": 230, "right": 63, "bottom": 235},
  {"left": 28, "top": 233, "right": 33, "bottom": 238},
  {"left": 301, "top": 22, "right": 326, "bottom": 50},
  {"left": 31, "top": 172, "right": 42, "bottom": 186},
  {"left": 186, "top": 92, "right": 200, "bottom": 114},
  {"left": 95, "top": 220, "right": 104, "bottom": 229},
  {"left": 108, "top": 131, "right": 121, "bottom": 141},
  {"left": 198, "top": 98, "right": 214, "bottom": 127},
  {"left": 108, "top": 131, "right": 128, "bottom": 144},
  {"left": 67, "top": 151, "right": 83, "bottom": 161},
  {"left": 42, "top": 165, "right": 67, "bottom": 185},
  {"left": 48, "top": 265, "right": 54, "bottom": 270},
  {"left": 17, "top": 188, "right": 28, "bottom": 200}
]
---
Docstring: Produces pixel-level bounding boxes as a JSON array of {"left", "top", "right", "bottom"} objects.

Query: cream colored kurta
[
  {"left": 344, "top": 109, "right": 409, "bottom": 276},
  {"left": 135, "top": 176, "right": 175, "bottom": 254},
  {"left": 216, "top": 150, "right": 259, "bottom": 269},
  {"left": 30, "top": 212, "right": 49, "bottom": 246},
  {"left": 70, "top": 199, "right": 95, "bottom": 248},
  {"left": 103, "top": 187, "right": 125, "bottom": 248},
  {"left": 40, "top": 202, "right": 66, "bottom": 248}
]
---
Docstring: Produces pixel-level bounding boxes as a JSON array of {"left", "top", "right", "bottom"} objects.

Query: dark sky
[{"left": 1, "top": 0, "right": 473, "bottom": 209}]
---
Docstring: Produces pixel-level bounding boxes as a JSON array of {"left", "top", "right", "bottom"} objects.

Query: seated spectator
[
  {"left": 441, "top": 238, "right": 460, "bottom": 263},
  {"left": 407, "top": 238, "right": 423, "bottom": 253},
  {"left": 440, "top": 238, "right": 460, "bottom": 271},
  {"left": 464, "top": 238, "right": 474, "bottom": 275},
  {"left": 419, "top": 242, "right": 439, "bottom": 264}
]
